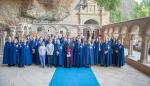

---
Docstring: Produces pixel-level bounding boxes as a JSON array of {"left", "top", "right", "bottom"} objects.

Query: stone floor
[
  {"left": 92, "top": 65, "right": 150, "bottom": 86},
  {"left": 0, "top": 54, "right": 150, "bottom": 86}
]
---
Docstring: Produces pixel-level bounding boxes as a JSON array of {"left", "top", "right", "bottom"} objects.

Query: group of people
[{"left": 3, "top": 34, "right": 125, "bottom": 68}]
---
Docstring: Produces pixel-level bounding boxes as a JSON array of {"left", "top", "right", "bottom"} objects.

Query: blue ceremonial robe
[
  {"left": 30, "top": 40, "right": 37, "bottom": 63},
  {"left": 3, "top": 41, "right": 13, "bottom": 65},
  {"left": 71, "top": 41, "right": 76, "bottom": 66},
  {"left": 78, "top": 44, "right": 83, "bottom": 67},
  {"left": 112, "top": 43, "right": 117, "bottom": 65},
  {"left": 34, "top": 41, "right": 41, "bottom": 65},
  {"left": 74, "top": 43, "right": 80, "bottom": 67},
  {"left": 43, "top": 39, "right": 48, "bottom": 46},
  {"left": 98, "top": 43, "right": 105, "bottom": 65},
  {"left": 84, "top": 44, "right": 90, "bottom": 65},
  {"left": 117, "top": 44, "right": 125, "bottom": 67},
  {"left": 94, "top": 43, "right": 98, "bottom": 64},
  {"left": 58, "top": 44, "right": 64, "bottom": 66},
  {"left": 20, "top": 43, "right": 32, "bottom": 66},
  {"left": 53, "top": 43, "right": 59, "bottom": 66},
  {"left": 12, "top": 43, "right": 21, "bottom": 65},
  {"left": 82, "top": 43, "right": 87, "bottom": 66},
  {"left": 72, "top": 41, "right": 78, "bottom": 66},
  {"left": 104, "top": 43, "right": 112, "bottom": 66},
  {"left": 89, "top": 44, "right": 94, "bottom": 65}
]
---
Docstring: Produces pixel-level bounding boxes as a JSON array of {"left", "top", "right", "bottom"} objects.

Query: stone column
[
  {"left": 113, "top": 33, "right": 119, "bottom": 39},
  {"left": 144, "top": 40, "right": 149, "bottom": 62},
  {"left": 3, "top": 31, "right": 7, "bottom": 46},
  {"left": 104, "top": 33, "right": 108, "bottom": 41},
  {"left": 128, "top": 34, "right": 134, "bottom": 57},
  {"left": 80, "top": 28, "right": 83, "bottom": 37},
  {"left": 89, "top": 30, "right": 93, "bottom": 40},
  {"left": 121, "top": 34, "right": 126, "bottom": 45},
  {"left": 11, "top": 30, "right": 16, "bottom": 40},
  {"left": 139, "top": 36, "right": 149, "bottom": 63}
]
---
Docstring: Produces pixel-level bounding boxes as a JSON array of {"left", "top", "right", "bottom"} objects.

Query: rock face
[{"left": 0, "top": 0, "right": 73, "bottom": 25}]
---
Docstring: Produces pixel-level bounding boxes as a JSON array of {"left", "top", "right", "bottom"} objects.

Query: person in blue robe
[
  {"left": 30, "top": 37, "right": 37, "bottom": 63},
  {"left": 78, "top": 39, "right": 84, "bottom": 67},
  {"left": 11, "top": 39, "right": 21, "bottom": 65},
  {"left": 97, "top": 40, "right": 105, "bottom": 65},
  {"left": 72, "top": 39, "right": 78, "bottom": 67},
  {"left": 93, "top": 40, "right": 98, "bottom": 65},
  {"left": 116, "top": 40, "right": 125, "bottom": 67},
  {"left": 112, "top": 39, "right": 118, "bottom": 66},
  {"left": 43, "top": 37, "right": 49, "bottom": 46},
  {"left": 34, "top": 37, "right": 43, "bottom": 65},
  {"left": 71, "top": 38, "right": 76, "bottom": 66},
  {"left": 3, "top": 37, "right": 13, "bottom": 66},
  {"left": 104, "top": 40, "right": 112, "bottom": 67},
  {"left": 63, "top": 38, "right": 67, "bottom": 67},
  {"left": 83, "top": 41, "right": 90, "bottom": 67},
  {"left": 20, "top": 39, "right": 32, "bottom": 67},
  {"left": 89, "top": 40, "right": 94, "bottom": 65},
  {"left": 53, "top": 38, "right": 59, "bottom": 66},
  {"left": 60, "top": 36, "right": 64, "bottom": 44},
  {"left": 73, "top": 39, "right": 79, "bottom": 67},
  {"left": 58, "top": 40, "right": 64, "bottom": 67}
]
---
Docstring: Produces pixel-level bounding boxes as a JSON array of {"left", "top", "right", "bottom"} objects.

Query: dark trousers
[{"left": 47, "top": 55, "right": 53, "bottom": 67}]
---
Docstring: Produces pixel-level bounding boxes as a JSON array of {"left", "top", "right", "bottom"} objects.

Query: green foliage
[
  {"left": 95, "top": 0, "right": 121, "bottom": 23},
  {"left": 95, "top": 0, "right": 120, "bottom": 10},
  {"left": 110, "top": 9, "right": 122, "bottom": 23},
  {"left": 96, "top": 0, "right": 150, "bottom": 23},
  {"left": 130, "top": 0, "right": 150, "bottom": 19}
]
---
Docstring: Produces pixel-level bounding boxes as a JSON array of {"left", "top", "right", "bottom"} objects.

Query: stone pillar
[
  {"left": 104, "top": 33, "right": 108, "bottom": 41},
  {"left": 108, "top": 33, "right": 112, "bottom": 38},
  {"left": 3, "top": 31, "right": 7, "bottom": 46},
  {"left": 89, "top": 30, "right": 93, "bottom": 40},
  {"left": 144, "top": 40, "right": 149, "bottom": 62},
  {"left": 11, "top": 30, "right": 16, "bottom": 40},
  {"left": 121, "top": 34, "right": 126, "bottom": 45},
  {"left": 128, "top": 34, "right": 134, "bottom": 57},
  {"left": 80, "top": 28, "right": 83, "bottom": 37},
  {"left": 139, "top": 35, "right": 149, "bottom": 63},
  {"left": 113, "top": 34, "right": 119, "bottom": 39}
]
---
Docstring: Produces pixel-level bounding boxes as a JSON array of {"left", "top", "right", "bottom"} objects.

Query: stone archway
[
  {"left": 82, "top": 26, "right": 91, "bottom": 40},
  {"left": 84, "top": 19, "right": 98, "bottom": 24},
  {"left": 57, "top": 25, "right": 68, "bottom": 37},
  {"left": 37, "top": 26, "right": 45, "bottom": 37},
  {"left": 47, "top": 26, "right": 57, "bottom": 36}
]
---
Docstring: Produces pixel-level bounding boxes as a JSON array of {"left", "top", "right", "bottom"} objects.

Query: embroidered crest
[
  {"left": 60, "top": 46, "right": 62, "bottom": 49},
  {"left": 108, "top": 46, "right": 110, "bottom": 49},
  {"left": 119, "top": 46, "right": 122, "bottom": 48}
]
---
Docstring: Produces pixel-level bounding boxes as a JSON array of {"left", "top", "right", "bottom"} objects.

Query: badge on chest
[
  {"left": 16, "top": 44, "right": 18, "bottom": 47},
  {"left": 60, "top": 46, "right": 63, "bottom": 49},
  {"left": 27, "top": 45, "right": 29, "bottom": 48},
  {"left": 108, "top": 46, "right": 110, "bottom": 49}
]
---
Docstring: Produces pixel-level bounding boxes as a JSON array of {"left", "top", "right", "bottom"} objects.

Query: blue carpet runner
[{"left": 49, "top": 68, "right": 100, "bottom": 86}]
